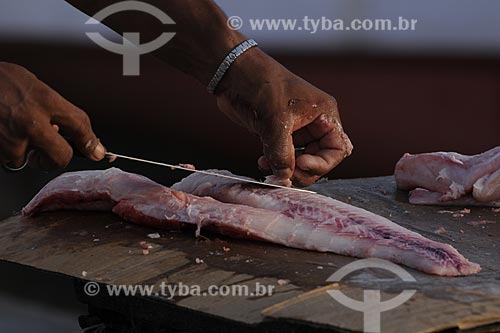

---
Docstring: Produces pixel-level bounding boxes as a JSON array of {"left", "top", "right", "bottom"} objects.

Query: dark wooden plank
[{"left": 0, "top": 176, "right": 498, "bottom": 332}]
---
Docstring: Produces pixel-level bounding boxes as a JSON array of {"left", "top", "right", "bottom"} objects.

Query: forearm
[
  {"left": 66, "top": 0, "right": 247, "bottom": 85},
  {"left": 65, "top": 1, "right": 352, "bottom": 186}
]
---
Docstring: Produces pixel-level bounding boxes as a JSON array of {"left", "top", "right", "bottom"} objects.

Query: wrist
[
  {"left": 207, "top": 39, "right": 258, "bottom": 94},
  {"left": 165, "top": 25, "right": 247, "bottom": 86},
  {"left": 215, "top": 47, "right": 281, "bottom": 99},
  {"left": 158, "top": 1, "right": 248, "bottom": 86},
  {"left": 200, "top": 29, "right": 248, "bottom": 86}
]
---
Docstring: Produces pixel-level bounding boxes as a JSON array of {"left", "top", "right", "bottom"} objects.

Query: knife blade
[{"left": 105, "top": 152, "right": 316, "bottom": 194}]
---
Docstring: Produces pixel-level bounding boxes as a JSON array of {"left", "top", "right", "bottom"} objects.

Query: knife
[{"left": 105, "top": 152, "right": 316, "bottom": 194}]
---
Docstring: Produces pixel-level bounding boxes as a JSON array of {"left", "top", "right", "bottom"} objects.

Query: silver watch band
[{"left": 207, "top": 39, "right": 258, "bottom": 94}]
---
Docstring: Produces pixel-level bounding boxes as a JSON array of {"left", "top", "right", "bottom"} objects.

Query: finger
[
  {"left": 292, "top": 116, "right": 353, "bottom": 184},
  {"left": 258, "top": 146, "right": 309, "bottom": 175},
  {"left": 48, "top": 94, "right": 105, "bottom": 161},
  {"left": 292, "top": 113, "right": 339, "bottom": 153},
  {"left": 296, "top": 138, "right": 344, "bottom": 175},
  {"left": 260, "top": 120, "right": 295, "bottom": 181},
  {"left": 296, "top": 132, "right": 352, "bottom": 174},
  {"left": 295, "top": 149, "right": 346, "bottom": 176},
  {"left": 292, "top": 168, "right": 321, "bottom": 187},
  {"left": 257, "top": 156, "right": 272, "bottom": 173},
  {"left": 29, "top": 124, "right": 73, "bottom": 170},
  {"left": 298, "top": 113, "right": 335, "bottom": 142},
  {"left": 293, "top": 126, "right": 316, "bottom": 148}
]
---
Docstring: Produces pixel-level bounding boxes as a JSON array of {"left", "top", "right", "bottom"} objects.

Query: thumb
[
  {"left": 50, "top": 97, "right": 106, "bottom": 161},
  {"left": 260, "top": 122, "right": 295, "bottom": 181}
]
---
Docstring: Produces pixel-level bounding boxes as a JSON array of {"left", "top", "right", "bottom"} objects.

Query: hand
[
  {"left": 215, "top": 49, "right": 353, "bottom": 187},
  {"left": 0, "top": 62, "right": 106, "bottom": 170}
]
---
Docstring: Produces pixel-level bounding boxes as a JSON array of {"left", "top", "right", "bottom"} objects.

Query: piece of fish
[
  {"left": 395, "top": 146, "right": 500, "bottom": 205},
  {"left": 23, "top": 168, "right": 480, "bottom": 276},
  {"left": 23, "top": 168, "right": 310, "bottom": 240},
  {"left": 409, "top": 188, "right": 500, "bottom": 207},
  {"left": 473, "top": 168, "right": 500, "bottom": 203},
  {"left": 173, "top": 171, "right": 480, "bottom": 276}
]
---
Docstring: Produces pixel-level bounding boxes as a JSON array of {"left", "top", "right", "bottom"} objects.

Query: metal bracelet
[
  {"left": 2, "top": 150, "right": 35, "bottom": 173},
  {"left": 207, "top": 39, "right": 258, "bottom": 95}
]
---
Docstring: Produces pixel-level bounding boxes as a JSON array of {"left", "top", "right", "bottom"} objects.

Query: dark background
[{"left": 0, "top": 0, "right": 499, "bottom": 331}]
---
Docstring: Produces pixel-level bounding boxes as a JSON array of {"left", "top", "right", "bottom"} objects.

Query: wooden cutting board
[{"left": 0, "top": 176, "right": 498, "bottom": 332}]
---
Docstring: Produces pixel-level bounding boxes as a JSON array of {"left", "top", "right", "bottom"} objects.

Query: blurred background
[{"left": 0, "top": 0, "right": 499, "bottom": 331}]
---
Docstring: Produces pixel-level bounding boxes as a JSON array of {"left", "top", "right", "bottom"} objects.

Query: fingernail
[{"left": 92, "top": 143, "right": 106, "bottom": 161}]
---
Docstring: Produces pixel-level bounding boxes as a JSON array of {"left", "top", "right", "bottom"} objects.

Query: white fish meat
[
  {"left": 395, "top": 146, "right": 500, "bottom": 205},
  {"left": 23, "top": 168, "right": 480, "bottom": 276},
  {"left": 173, "top": 171, "right": 480, "bottom": 276}
]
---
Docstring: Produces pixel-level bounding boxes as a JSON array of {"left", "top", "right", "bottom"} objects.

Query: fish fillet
[
  {"left": 395, "top": 146, "right": 500, "bottom": 206},
  {"left": 23, "top": 168, "right": 480, "bottom": 276},
  {"left": 173, "top": 171, "right": 480, "bottom": 276}
]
